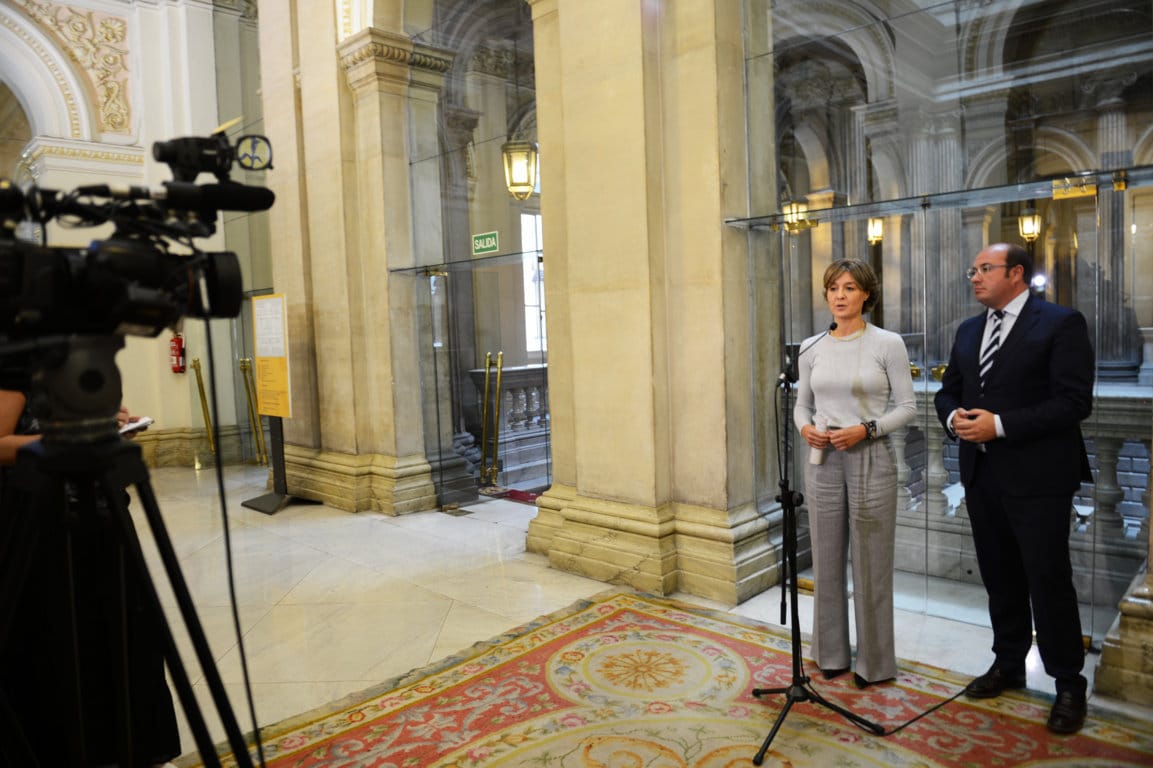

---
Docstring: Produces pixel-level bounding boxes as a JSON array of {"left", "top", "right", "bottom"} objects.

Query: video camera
[{"left": 0, "top": 130, "right": 274, "bottom": 394}]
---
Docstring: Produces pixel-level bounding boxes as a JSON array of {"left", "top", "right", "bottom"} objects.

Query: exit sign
[{"left": 472, "top": 231, "right": 499, "bottom": 256}]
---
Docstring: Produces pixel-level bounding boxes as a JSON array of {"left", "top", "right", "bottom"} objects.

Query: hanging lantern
[
  {"left": 502, "top": 140, "right": 538, "bottom": 201},
  {"left": 781, "top": 200, "right": 816, "bottom": 233},
  {"left": 1018, "top": 210, "right": 1041, "bottom": 242},
  {"left": 867, "top": 217, "right": 884, "bottom": 245}
]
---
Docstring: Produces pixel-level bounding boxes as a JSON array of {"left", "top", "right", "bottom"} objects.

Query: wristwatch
[{"left": 862, "top": 420, "right": 878, "bottom": 440}]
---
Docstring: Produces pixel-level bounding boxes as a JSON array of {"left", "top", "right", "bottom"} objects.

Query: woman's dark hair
[{"left": 822, "top": 258, "right": 879, "bottom": 313}]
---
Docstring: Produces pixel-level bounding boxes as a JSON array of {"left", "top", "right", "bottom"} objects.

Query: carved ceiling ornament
[{"left": 15, "top": 0, "right": 132, "bottom": 135}]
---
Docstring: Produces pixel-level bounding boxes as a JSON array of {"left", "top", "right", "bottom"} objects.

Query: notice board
[{"left": 252, "top": 293, "right": 292, "bottom": 418}]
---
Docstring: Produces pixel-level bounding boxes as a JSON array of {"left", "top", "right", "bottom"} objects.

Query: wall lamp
[{"left": 867, "top": 217, "right": 884, "bottom": 245}]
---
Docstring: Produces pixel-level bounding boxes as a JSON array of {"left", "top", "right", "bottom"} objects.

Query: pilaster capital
[{"left": 337, "top": 28, "right": 454, "bottom": 94}]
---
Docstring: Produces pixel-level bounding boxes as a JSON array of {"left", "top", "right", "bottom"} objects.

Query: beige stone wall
[{"left": 526, "top": 0, "right": 773, "bottom": 604}]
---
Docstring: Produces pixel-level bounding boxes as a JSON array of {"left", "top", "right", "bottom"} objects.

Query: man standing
[{"left": 935, "top": 242, "right": 1094, "bottom": 735}]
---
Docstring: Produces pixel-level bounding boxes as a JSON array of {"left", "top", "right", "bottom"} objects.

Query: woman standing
[{"left": 794, "top": 259, "right": 916, "bottom": 688}]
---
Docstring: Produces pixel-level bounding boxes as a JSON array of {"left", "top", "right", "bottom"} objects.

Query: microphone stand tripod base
[{"left": 749, "top": 369, "right": 882, "bottom": 766}]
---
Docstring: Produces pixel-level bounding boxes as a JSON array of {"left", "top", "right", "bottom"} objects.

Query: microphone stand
[{"left": 751, "top": 338, "right": 883, "bottom": 766}]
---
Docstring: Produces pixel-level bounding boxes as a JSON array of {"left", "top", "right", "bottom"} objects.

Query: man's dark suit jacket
[{"left": 934, "top": 294, "right": 1094, "bottom": 497}]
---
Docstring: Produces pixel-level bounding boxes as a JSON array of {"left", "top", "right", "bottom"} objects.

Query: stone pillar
[
  {"left": 527, "top": 0, "right": 762, "bottom": 603},
  {"left": 256, "top": 5, "right": 438, "bottom": 513},
  {"left": 525, "top": 0, "right": 574, "bottom": 555},
  {"left": 1096, "top": 95, "right": 1137, "bottom": 377}
]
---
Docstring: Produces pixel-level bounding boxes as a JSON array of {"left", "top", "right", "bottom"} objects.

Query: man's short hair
[{"left": 1004, "top": 242, "right": 1033, "bottom": 282}]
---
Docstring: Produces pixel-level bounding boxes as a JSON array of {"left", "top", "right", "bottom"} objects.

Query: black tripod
[
  {"left": 751, "top": 360, "right": 882, "bottom": 766},
  {"left": 0, "top": 337, "right": 256, "bottom": 767}
]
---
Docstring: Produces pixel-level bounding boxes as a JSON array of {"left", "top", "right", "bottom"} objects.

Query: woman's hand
[
  {"left": 801, "top": 424, "right": 831, "bottom": 449},
  {"left": 828, "top": 424, "right": 868, "bottom": 451},
  {"left": 117, "top": 406, "right": 152, "bottom": 440},
  {"left": 116, "top": 406, "right": 131, "bottom": 432}
]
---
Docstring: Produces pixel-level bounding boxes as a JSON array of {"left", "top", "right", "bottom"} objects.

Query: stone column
[
  {"left": 257, "top": 5, "right": 438, "bottom": 513},
  {"left": 527, "top": 0, "right": 762, "bottom": 603},
  {"left": 1096, "top": 93, "right": 1137, "bottom": 376},
  {"left": 525, "top": 0, "right": 575, "bottom": 555}
]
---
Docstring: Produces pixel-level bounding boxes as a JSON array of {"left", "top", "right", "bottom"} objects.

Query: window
[{"left": 521, "top": 212, "right": 546, "bottom": 353}]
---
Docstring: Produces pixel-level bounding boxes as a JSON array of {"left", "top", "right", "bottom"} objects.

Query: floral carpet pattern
[{"left": 195, "top": 590, "right": 1153, "bottom": 767}]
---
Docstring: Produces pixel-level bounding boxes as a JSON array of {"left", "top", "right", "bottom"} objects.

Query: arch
[
  {"left": 957, "top": 0, "right": 1027, "bottom": 81},
  {"left": 1033, "top": 126, "right": 1097, "bottom": 175},
  {"left": 793, "top": 124, "right": 830, "bottom": 192},
  {"left": 1133, "top": 123, "right": 1153, "bottom": 166},
  {"left": 870, "top": 143, "right": 905, "bottom": 202},
  {"left": 965, "top": 138, "right": 1011, "bottom": 190},
  {"left": 773, "top": 1, "right": 896, "bottom": 103},
  {"left": 0, "top": 5, "right": 96, "bottom": 141}
]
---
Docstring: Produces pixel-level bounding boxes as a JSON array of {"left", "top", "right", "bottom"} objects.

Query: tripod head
[{"left": 15, "top": 335, "right": 125, "bottom": 446}]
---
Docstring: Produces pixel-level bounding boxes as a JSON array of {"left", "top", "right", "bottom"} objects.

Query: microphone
[
  {"left": 75, "top": 181, "right": 275, "bottom": 212},
  {"left": 163, "top": 181, "right": 275, "bottom": 212}
]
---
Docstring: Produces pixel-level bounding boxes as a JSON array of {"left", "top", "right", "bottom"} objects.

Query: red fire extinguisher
[{"left": 169, "top": 333, "right": 185, "bottom": 373}]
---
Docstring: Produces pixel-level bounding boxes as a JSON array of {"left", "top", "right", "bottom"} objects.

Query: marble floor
[{"left": 121, "top": 465, "right": 1148, "bottom": 762}]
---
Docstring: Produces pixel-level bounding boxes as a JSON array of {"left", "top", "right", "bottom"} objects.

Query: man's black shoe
[
  {"left": 1047, "top": 690, "right": 1087, "bottom": 735},
  {"left": 964, "top": 666, "right": 1027, "bottom": 699}
]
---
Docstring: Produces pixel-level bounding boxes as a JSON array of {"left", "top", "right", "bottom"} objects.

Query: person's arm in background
[{"left": 0, "top": 391, "right": 39, "bottom": 466}]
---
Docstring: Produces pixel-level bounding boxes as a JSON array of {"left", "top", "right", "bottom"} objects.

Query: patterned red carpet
[{"left": 190, "top": 590, "right": 1153, "bottom": 767}]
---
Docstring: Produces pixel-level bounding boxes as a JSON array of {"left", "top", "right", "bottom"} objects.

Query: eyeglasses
[{"left": 966, "top": 263, "right": 1013, "bottom": 279}]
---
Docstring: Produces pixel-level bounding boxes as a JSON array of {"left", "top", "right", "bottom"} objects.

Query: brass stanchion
[
  {"left": 478, "top": 351, "right": 506, "bottom": 487},
  {"left": 480, "top": 352, "right": 493, "bottom": 486},
  {"left": 247, "top": 360, "right": 268, "bottom": 464},
  {"left": 239, "top": 359, "right": 267, "bottom": 465},
  {"left": 190, "top": 357, "right": 215, "bottom": 455},
  {"left": 489, "top": 351, "right": 504, "bottom": 485}
]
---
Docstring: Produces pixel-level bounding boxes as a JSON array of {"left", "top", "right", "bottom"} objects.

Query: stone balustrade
[
  {"left": 878, "top": 379, "right": 1151, "bottom": 612},
  {"left": 467, "top": 363, "right": 550, "bottom": 488}
]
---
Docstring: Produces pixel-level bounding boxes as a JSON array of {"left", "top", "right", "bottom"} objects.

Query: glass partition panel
[
  {"left": 742, "top": 0, "right": 1152, "bottom": 647},
  {"left": 397, "top": 249, "right": 549, "bottom": 509},
  {"left": 740, "top": 174, "right": 1152, "bottom": 646},
  {"left": 746, "top": 0, "right": 1153, "bottom": 206},
  {"left": 390, "top": 1, "right": 542, "bottom": 509}
]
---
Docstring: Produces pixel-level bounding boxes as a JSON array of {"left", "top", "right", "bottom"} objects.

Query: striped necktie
[{"left": 979, "top": 309, "right": 1004, "bottom": 390}]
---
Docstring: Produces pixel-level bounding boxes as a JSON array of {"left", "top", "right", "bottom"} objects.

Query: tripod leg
[
  {"left": 805, "top": 686, "right": 886, "bottom": 734},
  {"left": 753, "top": 695, "right": 794, "bottom": 766},
  {"left": 99, "top": 479, "right": 233, "bottom": 767},
  {"left": 101, "top": 463, "right": 256, "bottom": 768}
]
